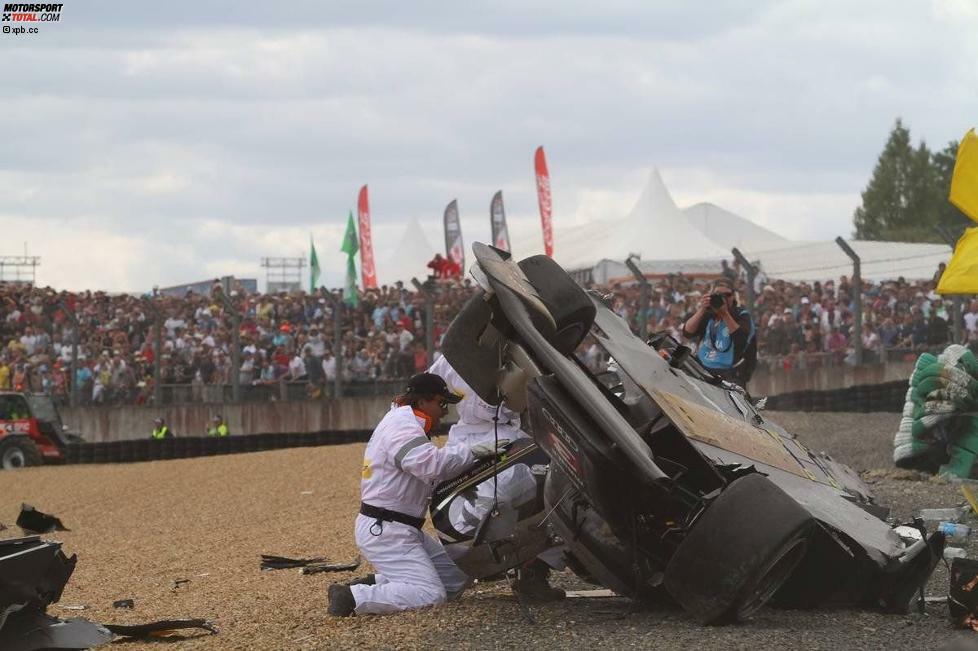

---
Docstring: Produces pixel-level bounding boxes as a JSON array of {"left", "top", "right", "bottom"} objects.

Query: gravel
[{"left": 1, "top": 411, "right": 976, "bottom": 650}]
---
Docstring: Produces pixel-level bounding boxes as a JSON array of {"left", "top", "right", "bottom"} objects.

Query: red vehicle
[{"left": 0, "top": 392, "right": 77, "bottom": 469}]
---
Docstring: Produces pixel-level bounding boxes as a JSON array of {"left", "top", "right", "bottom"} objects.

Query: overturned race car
[{"left": 429, "top": 243, "right": 943, "bottom": 624}]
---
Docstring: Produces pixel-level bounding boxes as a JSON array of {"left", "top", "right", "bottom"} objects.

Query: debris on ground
[
  {"left": 4, "top": 425, "right": 974, "bottom": 648},
  {"left": 949, "top": 557, "right": 978, "bottom": 629},
  {"left": 112, "top": 598, "right": 134, "bottom": 609},
  {"left": 103, "top": 618, "right": 218, "bottom": 639},
  {"left": 260, "top": 554, "right": 360, "bottom": 574},
  {"left": 16, "top": 503, "right": 69, "bottom": 534},
  {"left": 0, "top": 536, "right": 113, "bottom": 650},
  {"left": 300, "top": 558, "right": 361, "bottom": 575},
  {"left": 57, "top": 603, "right": 88, "bottom": 610},
  {"left": 171, "top": 578, "right": 191, "bottom": 590}
]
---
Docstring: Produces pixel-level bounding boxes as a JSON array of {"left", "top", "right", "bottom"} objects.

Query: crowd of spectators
[
  {"left": 0, "top": 278, "right": 474, "bottom": 406},
  {"left": 599, "top": 260, "right": 963, "bottom": 372},
  {"left": 0, "top": 260, "right": 970, "bottom": 406}
]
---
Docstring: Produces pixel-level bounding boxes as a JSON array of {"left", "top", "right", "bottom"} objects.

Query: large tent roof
[
  {"left": 556, "top": 168, "right": 949, "bottom": 283},
  {"left": 682, "top": 202, "right": 788, "bottom": 250},
  {"left": 555, "top": 169, "right": 729, "bottom": 271},
  {"left": 375, "top": 217, "right": 438, "bottom": 285}
]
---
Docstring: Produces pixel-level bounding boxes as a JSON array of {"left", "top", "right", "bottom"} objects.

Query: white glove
[{"left": 471, "top": 440, "right": 510, "bottom": 459}]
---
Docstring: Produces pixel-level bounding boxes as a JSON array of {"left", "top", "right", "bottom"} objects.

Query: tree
[
  {"left": 853, "top": 118, "right": 943, "bottom": 243},
  {"left": 932, "top": 140, "right": 972, "bottom": 240}
]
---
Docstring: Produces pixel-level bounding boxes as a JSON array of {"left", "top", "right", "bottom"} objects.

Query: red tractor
[{"left": 0, "top": 392, "right": 77, "bottom": 469}]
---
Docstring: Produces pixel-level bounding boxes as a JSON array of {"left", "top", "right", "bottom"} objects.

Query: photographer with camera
[{"left": 681, "top": 278, "right": 757, "bottom": 387}]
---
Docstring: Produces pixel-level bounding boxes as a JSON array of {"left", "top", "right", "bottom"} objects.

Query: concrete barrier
[
  {"left": 62, "top": 396, "right": 396, "bottom": 443},
  {"left": 748, "top": 360, "right": 914, "bottom": 397},
  {"left": 62, "top": 361, "right": 918, "bottom": 442}
]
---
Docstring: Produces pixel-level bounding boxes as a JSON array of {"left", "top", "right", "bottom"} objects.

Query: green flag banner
[
  {"left": 309, "top": 236, "right": 321, "bottom": 293},
  {"left": 341, "top": 211, "right": 359, "bottom": 307}
]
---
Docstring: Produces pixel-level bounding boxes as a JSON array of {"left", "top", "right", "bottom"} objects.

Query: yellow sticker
[{"left": 361, "top": 457, "right": 372, "bottom": 479}]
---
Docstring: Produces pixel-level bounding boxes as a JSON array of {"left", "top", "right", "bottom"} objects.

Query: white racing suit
[
  {"left": 352, "top": 404, "right": 474, "bottom": 615},
  {"left": 429, "top": 357, "right": 564, "bottom": 569}
]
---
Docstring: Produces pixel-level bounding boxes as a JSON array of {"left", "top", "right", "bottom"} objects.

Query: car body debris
[
  {"left": 261, "top": 554, "right": 361, "bottom": 574},
  {"left": 0, "top": 536, "right": 113, "bottom": 650},
  {"left": 16, "top": 503, "right": 69, "bottom": 534},
  {"left": 103, "top": 618, "right": 218, "bottom": 639},
  {"left": 1, "top": 535, "right": 219, "bottom": 649}
]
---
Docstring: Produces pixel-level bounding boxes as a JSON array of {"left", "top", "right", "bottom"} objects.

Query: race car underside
[{"left": 430, "top": 243, "right": 942, "bottom": 624}]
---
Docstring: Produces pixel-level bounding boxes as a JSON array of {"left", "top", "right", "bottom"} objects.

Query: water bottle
[{"left": 938, "top": 522, "right": 971, "bottom": 543}]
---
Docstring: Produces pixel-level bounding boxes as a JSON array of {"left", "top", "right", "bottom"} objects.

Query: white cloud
[{"left": 2, "top": 2, "right": 974, "bottom": 290}]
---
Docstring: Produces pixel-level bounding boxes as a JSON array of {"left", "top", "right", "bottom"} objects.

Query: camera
[{"left": 709, "top": 293, "right": 725, "bottom": 309}]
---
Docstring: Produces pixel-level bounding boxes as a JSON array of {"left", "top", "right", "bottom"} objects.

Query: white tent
[
  {"left": 683, "top": 202, "right": 789, "bottom": 250},
  {"left": 555, "top": 168, "right": 949, "bottom": 284},
  {"left": 556, "top": 169, "right": 730, "bottom": 282},
  {"left": 375, "top": 217, "right": 439, "bottom": 286}
]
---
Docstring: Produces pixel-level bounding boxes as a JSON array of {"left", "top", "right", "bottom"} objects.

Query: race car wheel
[
  {"left": 664, "top": 473, "right": 813, "bottom": 624},
  {"left": 0, "top": 437, "right": 43, "bottom": 469},
  {"left": 518, "top": 255, "right": 596, "bottom": 355}
]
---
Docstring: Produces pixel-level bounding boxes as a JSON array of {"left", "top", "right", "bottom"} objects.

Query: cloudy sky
[{"left": 4, "top": 0, "right": 976, "bottom": 291}]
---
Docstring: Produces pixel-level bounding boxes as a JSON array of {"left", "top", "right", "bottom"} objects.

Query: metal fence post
[
  {"left": 323, "top": 293, "right": 343, "bottom": 398},
  {"left": 216, "top": 290, "right": 242, "bottom": 403},
  {"left": 731, "top": 248, "right": 757, "bottom": 315},
  {"left": 142, "top": 297, "right": 163, "bottom": 406},
  {"left": 58, "top": 301, "right": 79, "bottom": 407},
  {"left": 411, "top": 277, "right": 435, "bottom": 367},
  {"left": 835, "top": 237, "right": 863, "bottom": 365},
  {"left": 624, "top": 256, "right": 651, "bottom": 341}
]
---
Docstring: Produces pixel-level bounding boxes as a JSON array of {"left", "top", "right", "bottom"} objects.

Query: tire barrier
[
  {"left": 764, "top": 380, "right": 908, "bottom": 413},
  {"left": 61, "top": 430, "right": 375, "bottom": 465}
]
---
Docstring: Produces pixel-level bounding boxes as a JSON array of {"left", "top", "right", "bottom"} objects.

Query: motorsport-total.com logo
[{"left": 2, "top": 3, "right": 63, "bottom": 34}]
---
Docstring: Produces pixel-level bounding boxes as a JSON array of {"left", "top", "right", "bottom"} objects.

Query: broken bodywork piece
[
  {"left": 0, "top": 536, "right": 113, "bottom": 650},
  {"left": 1, "top": 535, "right": 219, "bottom": 649},
  {"left": 103, "top": 619, "right": 218, "bottom": 639},
  {"left": 16, "top": 503, "right": 69, "bottom": 534},
  {"left": 428, "top": 243, "right": 944, "bottom": 624},
  {"left": 261, "top": 554, "right": 361, "bottom": 575}
]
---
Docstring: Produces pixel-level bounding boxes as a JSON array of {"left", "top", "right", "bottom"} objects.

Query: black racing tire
[
  {"left": 518, "top": 255, "right": 596, "bottom": 355},
  {"left": 0, "top": 436, "right": 43, "bottom": 469},
  {"left": 664, "top": 473, "right": 813, "bottom": 625}
]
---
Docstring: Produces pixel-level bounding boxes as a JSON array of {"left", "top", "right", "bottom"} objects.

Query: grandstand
[{"left": 0, "top": 258, "right": 961, "bottom": 409}]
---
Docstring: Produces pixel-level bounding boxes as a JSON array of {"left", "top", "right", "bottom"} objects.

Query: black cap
[{"left": 405, "top": 372, "right": 462, "bottom": 404}]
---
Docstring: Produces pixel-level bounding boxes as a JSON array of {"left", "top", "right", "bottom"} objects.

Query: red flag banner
[
  {"left": 534, "top": 146, "right": 554, "bottom": 257},
  {"left": 444, "top": 199, "right": 465, "bottom": 274},
  {"left": 490, "top": 190, "right": 511, "bottom": 252},
  {"left": 357, "top": 185, "right": 378, "bottom": 289}
]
